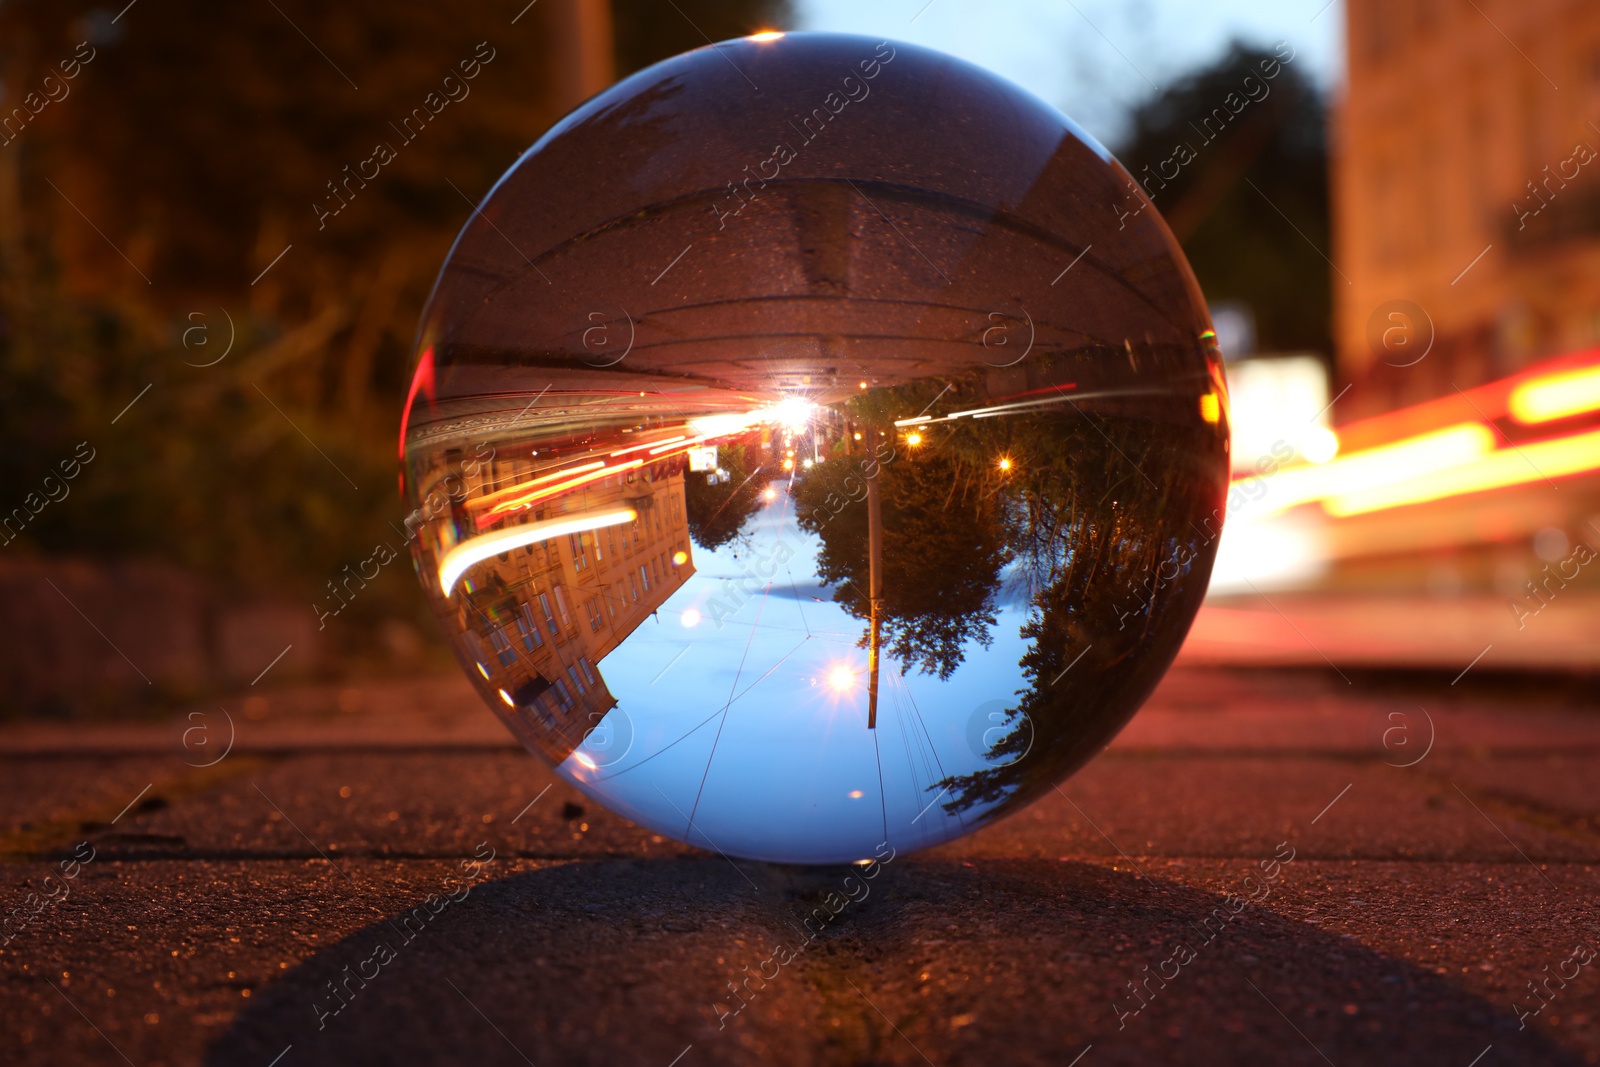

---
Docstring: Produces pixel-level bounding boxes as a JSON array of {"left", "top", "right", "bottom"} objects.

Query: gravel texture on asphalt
[{"left": 3, "top": 667, "right": 1597, "bottom": 1065}]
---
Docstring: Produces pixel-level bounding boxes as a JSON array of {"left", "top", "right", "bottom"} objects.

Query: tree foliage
[
  {"left": 0, "top": 0, "right": 788, "bottom": 618},
  {"left": 1115, "top": 41, "right": 1330, "bottom": 358},
  {"left": 792, "top": 442, "right": 1010, "bottom": 680},
  {"left": 682, "top": 442, "right": 775, "bottom": 552}
]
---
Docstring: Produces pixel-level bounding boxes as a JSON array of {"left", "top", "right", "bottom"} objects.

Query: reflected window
[
  {"left": 488, "top": 626, "right": 515, "bottom": 667},
  {"left": 517, "top": 603, "right": 544, "bottom": 649},
  {"left": 539, "top": 592, "right": 559, "bottom": 636}
]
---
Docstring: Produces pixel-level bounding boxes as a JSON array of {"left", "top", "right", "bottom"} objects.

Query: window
[
  {"left": 585, "top": 596, "right": 604, "bottom": 632},
  {"left": 639, "top": 564, "right": 651, "bottom": 593},
  {"left": 516, "top": 604, "right": 544, "bottom": 649},
  {"left": 552, "top": 678, "right": 574, "bottom": 710},
  {"left": 488, "top": 626, "right": 516, "bottom": 667},
  {"left": 539, "top": 592, "right": 559, "bottom": 636},
  {"left": 628, "top": 574, "right": 640, "bottom": 603},
  {"left": 569, "top": 532, "right": 588, "bottom": 571},
  {"left": 567, "top": 665, "right": 587, "bottom": 696},
  {"left": 553, "top": 586, "right": 572, "bottom": 626},
  {"left": 579, "top": 656, "right": 598, "bottom": 685}
]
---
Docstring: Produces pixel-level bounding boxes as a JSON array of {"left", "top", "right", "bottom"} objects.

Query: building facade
[
  {"left": 407, "top": 434, "right": 695, "bottom": 767},
  {"left": 1335, "top": 0, "right": 1600, "bottom": 419}
]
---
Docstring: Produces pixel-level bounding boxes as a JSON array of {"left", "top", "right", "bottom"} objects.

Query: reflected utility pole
[{"left": 865, "top": 437, "right": 883, "bottom": 729}]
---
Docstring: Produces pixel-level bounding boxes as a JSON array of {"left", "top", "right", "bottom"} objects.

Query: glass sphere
[{"left": 400, "top": 32, "right": 1228, "bottom": 864}]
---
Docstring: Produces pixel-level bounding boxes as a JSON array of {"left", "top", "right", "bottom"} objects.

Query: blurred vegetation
[
  {"left": 1115, "top": 41, "right": 1331, "bottom": 360},
  {"left": 682, "top": 443, "right": 777, "bottom": 552},
  {"left": 0, "top": 0, "right": 789, "bottom": 632}
]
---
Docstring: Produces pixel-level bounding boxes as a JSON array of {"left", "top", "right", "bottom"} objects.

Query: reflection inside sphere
[{"left": 400, "top": 32, "right": 1229, "bottom": 863}]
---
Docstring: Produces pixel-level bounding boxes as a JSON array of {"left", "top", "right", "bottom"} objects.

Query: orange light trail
[
  {"left": 479, "top": 459, "right": 643, "bottom": 526},
  {"left": 1248, "top": 423, "right": 1497, "bottom": 517},
  {"left": 1230, "top": 346, "right": 1600, "bottom": 517},
  {"left": 1333, "top": 345, "right": 1600, "bottom": 451},
  {"left": 611, "top": 435, "right": 686, "bottom": 457},
  {"left": 1327, "top": 426, "right": 1600, "bottom": 516},
  {"left": 468, "top": 460, "right": 606, "bottom": 510},
  {"left": 441, "top": 506, "right": 638, "bottom": 593},
  {"left": 1508, "top": 364, "right": 1600, "bottom": 425},
  {"left": 649, "top": 434, "right": 707, "bottom": 455}
]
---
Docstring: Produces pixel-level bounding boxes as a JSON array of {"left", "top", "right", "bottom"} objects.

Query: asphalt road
[{"left": 2, "top": 666, "right": 1597, "bottom": 1066}]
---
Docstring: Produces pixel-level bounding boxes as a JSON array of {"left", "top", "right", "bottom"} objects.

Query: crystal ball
[{"left": 401, "top": 32, "right": 1228, "bottom": 864}]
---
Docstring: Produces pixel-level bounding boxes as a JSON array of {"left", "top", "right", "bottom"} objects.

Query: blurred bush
[{"left": 0, "top": 0, "right": 789, "bottom": 640}]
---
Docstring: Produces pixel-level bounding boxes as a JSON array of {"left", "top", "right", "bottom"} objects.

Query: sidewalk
[
  {"left": 1182, "top": 592, "right": 1600, "bottom": 671},
  {"left": 1, "top": 666, "right": 1596, "bottom": 1066}
]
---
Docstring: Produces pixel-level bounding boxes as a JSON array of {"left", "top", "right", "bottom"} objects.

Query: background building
[{"left": 1334, "top": 0, "right": 1600, "bottom": 418}]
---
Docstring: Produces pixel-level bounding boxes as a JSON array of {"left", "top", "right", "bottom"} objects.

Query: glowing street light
[
  {"left": 772, "top": 397, "right": 815, "bottom": 433},
  {"left": 997, "top": 456, "right": 1013, "bottom": 472},
  {"left": 763, "top": 486, "right": 778, "bottom": 501},
  {"left": 672, "top": 550, "right": 689, "bottom": 565},
  {"left": 680, "top": 607, "right": 702, "bottom": 628},
  {"left": 826, "top": 664, "right": 855, "bottom": 692},
  {"left": 906, "top": 431, "right": 923, "bottom": 447}
]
